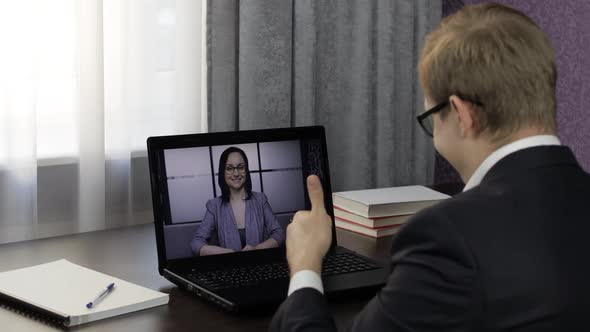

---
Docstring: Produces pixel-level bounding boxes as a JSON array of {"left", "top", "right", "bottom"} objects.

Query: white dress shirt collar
[{"left": 463, "top": 135, "right": 561, "bottom": 191}]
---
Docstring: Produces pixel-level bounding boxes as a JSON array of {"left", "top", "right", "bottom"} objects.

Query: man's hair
[
  {"left": 218, "top": 147, "right": 253, "bottom": 202},
  {"left": 419, "top": 3, "right": 557, "bottom": 140}
]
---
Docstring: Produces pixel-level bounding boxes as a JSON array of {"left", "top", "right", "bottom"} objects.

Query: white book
[
  {"left": 333, "top": 185, "right": 450, "bottom": 218},
  {"left": 0, "top": 259, "right": 169, "bottom": 327},
  {"left": 334, "top": 206, "right": 412, "bottom": 229},
  {"left": 335, "top": 219, "right": 402, "bottom": 238}
]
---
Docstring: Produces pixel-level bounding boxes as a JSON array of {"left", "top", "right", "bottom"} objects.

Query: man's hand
[{"left": 286, "top": 175, "right": 332, "bottom": 276}]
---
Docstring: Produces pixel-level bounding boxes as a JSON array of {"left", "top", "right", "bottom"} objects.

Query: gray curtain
[{"left": 208, "top": 0, "right": 441, "bottom": 191}]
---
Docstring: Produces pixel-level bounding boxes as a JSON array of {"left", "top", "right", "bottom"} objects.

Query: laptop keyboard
[{"left": 186, "top": 252, "right": 380, "bottom": 291}]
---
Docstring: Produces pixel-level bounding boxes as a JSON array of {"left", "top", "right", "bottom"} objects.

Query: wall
[{"left": 436, "top": 0, "right": 590, "bottom": 184}]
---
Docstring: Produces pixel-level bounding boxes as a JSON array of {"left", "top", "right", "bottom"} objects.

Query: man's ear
[{"left": 449, "top": 95, "right": 478, "bottom": 138}]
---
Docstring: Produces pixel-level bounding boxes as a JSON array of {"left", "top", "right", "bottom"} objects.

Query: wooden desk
[{"left": 0, "top": 224, "right": 394, "bottom": 331}]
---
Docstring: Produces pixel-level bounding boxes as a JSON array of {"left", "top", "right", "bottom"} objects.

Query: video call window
[
  {"left": 162, "top": 140, "right": 309, "bottom": 259},
  {"left": 164, "top": 140, "right": 305, "bottom": 224}
]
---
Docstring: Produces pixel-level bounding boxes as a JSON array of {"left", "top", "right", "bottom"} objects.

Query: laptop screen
[{"left": 148, "top": 127, "right": 332, "bottom": 261}]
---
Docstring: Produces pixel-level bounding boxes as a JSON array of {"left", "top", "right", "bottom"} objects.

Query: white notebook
[{"left": 0, "top": 259, "right": 169, "bottom": 327}]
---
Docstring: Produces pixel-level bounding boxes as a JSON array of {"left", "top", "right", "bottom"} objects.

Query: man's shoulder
[
  {"left": 415, "top": 185, "right": 502, "bottom": 221},
  {"left": 400, "top": 184, "right": 510, "bottom": 242},
  {"left": 405, "top": 168, "right": 590, "bottom": 248}
]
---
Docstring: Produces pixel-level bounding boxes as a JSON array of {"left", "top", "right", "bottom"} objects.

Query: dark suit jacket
[{"left": 270, "top": 146, "right": 590, "bottom": 331}]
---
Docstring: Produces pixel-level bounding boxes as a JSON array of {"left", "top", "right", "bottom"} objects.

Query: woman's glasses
[{"left": 224, "top": 164, "right": 246, "bottom": 174}]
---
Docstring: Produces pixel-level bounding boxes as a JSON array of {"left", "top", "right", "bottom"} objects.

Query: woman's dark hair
[{"left": 218, "top": 147, "right": 252, "bottom": 202}]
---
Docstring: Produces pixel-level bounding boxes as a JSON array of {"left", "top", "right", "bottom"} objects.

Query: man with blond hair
[{"left": 271, "top": 3, "right": 590, "bottom": 331}]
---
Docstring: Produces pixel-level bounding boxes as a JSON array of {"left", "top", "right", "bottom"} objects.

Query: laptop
[{"left": 147, "top": 126, "right": 389, "bottom": 312}]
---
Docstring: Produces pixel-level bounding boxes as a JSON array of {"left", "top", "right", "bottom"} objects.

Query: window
[{"left": 0, "top": 0, "right": 207, "bottom": 164}]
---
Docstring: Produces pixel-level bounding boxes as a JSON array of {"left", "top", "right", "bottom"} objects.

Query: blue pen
[{"left": 86, "top": 283, "right": 115, "bottom": 309}]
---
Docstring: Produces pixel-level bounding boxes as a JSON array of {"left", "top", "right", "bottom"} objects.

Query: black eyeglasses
[
  {"left": 224, "top": 164, "right": 246, "bottom": 174},
  {"left": 416, "top": 97, "right": 484, "bottom": 137},
  {"left": 416, "top": 101, "right": 449, "bottom": 137}
]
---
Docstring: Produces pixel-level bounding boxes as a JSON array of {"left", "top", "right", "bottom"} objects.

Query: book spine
[
  {"left": 333, "top": 205, "right": 412, "bottom": 219},
  {"left": 0, "top": 292, "right": 70, "bottom": 327},
  {"left": 335, "top": 221, "right": 383, "bottom": 238},
  {"left": 334, "top": 216, "right": 403, "bottom": 230},
  {"left": 335, "top": 220, "right": 401, "bottom": 238}
]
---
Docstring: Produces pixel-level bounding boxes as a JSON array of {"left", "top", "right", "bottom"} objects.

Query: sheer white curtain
[{"left": 0, "top": 0, "right": 207, "bottom": 244}]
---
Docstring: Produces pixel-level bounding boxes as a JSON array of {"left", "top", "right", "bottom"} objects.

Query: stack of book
[{"left": 332, "top": 185, "right": 450, "bottom": 238}]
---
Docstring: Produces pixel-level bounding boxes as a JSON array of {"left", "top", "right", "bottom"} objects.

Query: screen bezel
[{"left": 147, "top": 126, "right": 336, "bottom": 274}]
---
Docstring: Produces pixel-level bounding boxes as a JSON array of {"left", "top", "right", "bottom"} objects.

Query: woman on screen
[{"left": 191, "top": 147, "right": 286, "bottom": 256}]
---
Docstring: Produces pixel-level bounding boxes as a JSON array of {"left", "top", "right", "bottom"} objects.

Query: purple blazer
[{"left": 191, "top": 191, "right": 286, "bottom": 255}]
